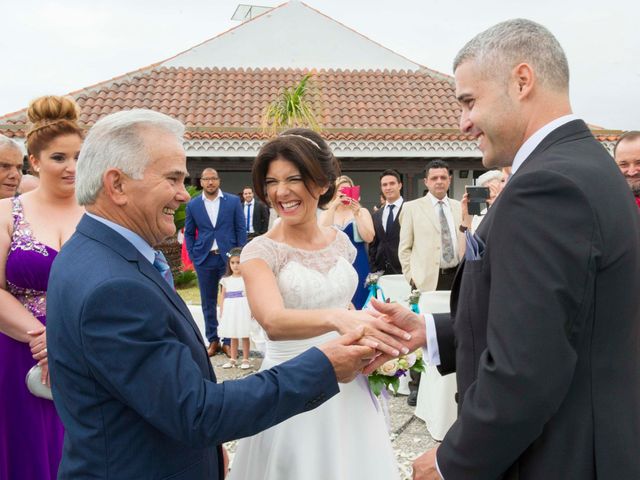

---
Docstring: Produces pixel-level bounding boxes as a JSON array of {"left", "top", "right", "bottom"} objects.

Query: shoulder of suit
[{"left": 222, "top": 191, "right": 241, "bottom": 203}]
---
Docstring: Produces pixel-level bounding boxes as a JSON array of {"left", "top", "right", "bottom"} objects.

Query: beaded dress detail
[{"left": 0, "top": 196, "right": 64, "bottom": 480}]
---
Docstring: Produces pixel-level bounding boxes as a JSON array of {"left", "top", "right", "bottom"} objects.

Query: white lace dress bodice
[
  {"left": 229, "top": 230, "right": 399, "bottom": 480},
  {"left": 240, "top": 231, "right": 358, "bottom": 362}
]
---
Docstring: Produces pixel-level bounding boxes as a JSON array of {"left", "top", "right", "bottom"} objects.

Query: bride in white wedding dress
[{"left": 227, "top": 129, "right": 402, "bottom": 480}]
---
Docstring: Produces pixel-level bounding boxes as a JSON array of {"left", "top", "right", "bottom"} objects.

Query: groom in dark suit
[
  {"left": 46, "top": 109, "right": 375, "bottom": 480},
  {"left": 185, "top": 168, "right": 246, "bottom": 356},
  {"left": 370, "top": 19, "right": 640, "bottom": 479}
]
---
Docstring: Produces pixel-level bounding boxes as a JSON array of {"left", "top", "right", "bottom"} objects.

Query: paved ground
[{"left": 210, "top": 351, "right": 439, "bottom": 479}]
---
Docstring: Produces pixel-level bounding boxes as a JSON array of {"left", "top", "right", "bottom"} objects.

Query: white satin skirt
[{"left": 227, "top": 332, "right": 399, "bottom": 480}]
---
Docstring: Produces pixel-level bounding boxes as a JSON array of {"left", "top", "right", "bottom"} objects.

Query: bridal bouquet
[{"left": 368, "top": 349, "right": 425, "bottom": 396}]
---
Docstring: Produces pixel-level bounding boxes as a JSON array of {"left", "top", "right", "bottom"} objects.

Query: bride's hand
[{"left": 334, "top": 309, "right": 411, "bottom": 358}]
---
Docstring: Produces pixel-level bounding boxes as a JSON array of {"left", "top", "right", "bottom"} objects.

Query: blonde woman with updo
[{"left": 0, "top": 95, "right": 84, "bottom": 479}]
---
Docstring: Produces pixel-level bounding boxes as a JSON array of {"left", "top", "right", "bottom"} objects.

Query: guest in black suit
[
  {"left": 368, "top": 169, "right": 403, "bottom": 275},
  {"left": 369, "top": 18, "right": 640, "bottom": 479},
  {"left": 242, "top": 185, "right": 270, "bottom": 240}
]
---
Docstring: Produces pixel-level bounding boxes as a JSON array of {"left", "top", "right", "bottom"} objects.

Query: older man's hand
[
  {"left": 318, "top": 327, "right": 376, "bottom": 383},
  {"left": 413, "top": 447, "right": 441, "bottom": 479}
]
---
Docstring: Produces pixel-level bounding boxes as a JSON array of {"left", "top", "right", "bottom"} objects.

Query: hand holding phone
[{"left": 465, "top": 186, "right": 490, "bottom": 215}]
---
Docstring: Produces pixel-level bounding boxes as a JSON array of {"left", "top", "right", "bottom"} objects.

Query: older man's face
[
  {"left": 123, "top": 130, "right": 190, "bottom": 246},
  {"left": 615, "top": 137, "right": 640, "bottom": 193},
  {"left": 0, "top": 146, "right": 23, "bottom": 198},
  {"left": 455, "top": 60, "right": 523, "bottom": 169}
]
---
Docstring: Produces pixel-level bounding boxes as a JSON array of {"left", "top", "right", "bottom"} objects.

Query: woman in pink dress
[{"left": 0, "top": 95, "right": 84, "bottom": 479}]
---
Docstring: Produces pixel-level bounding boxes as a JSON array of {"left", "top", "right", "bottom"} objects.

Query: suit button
[{"left": 454, "top": 392, "right": 459, "bottom": 404}]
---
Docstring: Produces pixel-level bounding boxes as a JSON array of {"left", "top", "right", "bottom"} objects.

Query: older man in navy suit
[
  {"left": 46, "top": 109, "right": 375, "bottom": 479},
  {"left": 185, "top": 168, "right": 246, "bottom": 356}
]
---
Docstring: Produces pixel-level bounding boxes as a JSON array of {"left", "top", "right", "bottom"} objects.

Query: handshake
[{"left": 318, "top": 298, "right": 425, "bottom": 383}]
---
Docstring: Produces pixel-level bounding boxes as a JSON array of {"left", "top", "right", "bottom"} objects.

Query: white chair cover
[{"left": 415, "top": 291, "right": 458, "bottom": 441}]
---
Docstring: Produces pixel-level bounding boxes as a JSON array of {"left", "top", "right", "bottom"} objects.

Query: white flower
[
  {"left": 378, "top": 360, "right": 399, "bottom": 376},
  {"left": 414, "top": 348, "right": 423, "bottom": 361},
  {"left": 405, "top": 353, "right": 417, "bottom": 368}
]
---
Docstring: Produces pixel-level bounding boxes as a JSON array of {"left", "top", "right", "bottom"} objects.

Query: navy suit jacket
[
  {"left": 433, "top": 120, "right": 640, "bottom": 479},
  {"left": 47, "top": 215, "right": 339, "bottom": 479},
  {"left": 184, "top": 192, "right": 247, "bottom": 265}
]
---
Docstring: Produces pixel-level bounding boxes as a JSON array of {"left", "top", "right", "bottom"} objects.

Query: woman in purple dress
[{"left": 0, "top": 95, "right": 84, "bottom": 479}]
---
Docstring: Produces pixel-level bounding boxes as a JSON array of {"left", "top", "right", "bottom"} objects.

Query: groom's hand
[
  {"left": 318, "top": 327, "right": 376, "bottom": 383},
  {"left": 362, "top": 298, "right": 427, "bottom": 374}
]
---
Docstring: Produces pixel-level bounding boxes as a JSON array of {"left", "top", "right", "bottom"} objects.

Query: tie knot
[
  {"left": 153, "top": 251, "right": 170, "bottom": 273},
  {"left": 388, "top": 204, "right": 395, "bottom": 210}
]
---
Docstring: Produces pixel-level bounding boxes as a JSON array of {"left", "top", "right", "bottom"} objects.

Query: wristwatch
[{"left": 459, "top": 225, "right": 469, "bottom": 233}]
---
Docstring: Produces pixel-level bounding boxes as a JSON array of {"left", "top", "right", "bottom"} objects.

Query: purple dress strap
[{"left": 0, "top": 196, "right": 64, "bottom": 479}]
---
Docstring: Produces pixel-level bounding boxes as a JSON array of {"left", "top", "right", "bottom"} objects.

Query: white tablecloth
[{"left": 415, "top": 291, "right": 458, "bottom": 441}]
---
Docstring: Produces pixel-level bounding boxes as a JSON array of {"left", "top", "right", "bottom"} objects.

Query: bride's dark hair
[{"left": 252, "top": 128, "right": 340, "bottom": 208}]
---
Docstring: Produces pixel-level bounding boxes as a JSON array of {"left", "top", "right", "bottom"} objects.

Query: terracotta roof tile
[{"left": 0, "top": 67, "right": 621, "bottom": 144}]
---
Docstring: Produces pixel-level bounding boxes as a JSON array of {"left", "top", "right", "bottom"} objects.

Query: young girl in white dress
[
  {"left": 227, "top": 128, "right": 403, "bottom": 480},
  {"left": 218, "top": 247, "right": 253, "bottom": 370}
]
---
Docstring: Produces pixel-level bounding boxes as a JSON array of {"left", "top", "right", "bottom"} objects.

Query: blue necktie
[
  {"left": 246, "top": 203, "right": 252, "bottom": 233},
  {"left": 385, "top": 204, "right": 395, "bottom": 233},
  {"left": 153, "top": 250, "right": 175, "bottom": 289}
]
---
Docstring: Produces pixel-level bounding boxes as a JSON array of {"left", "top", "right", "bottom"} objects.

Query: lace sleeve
[
  {"left": 334, "top": 230, "right": 357, "bottom": 264},
  {"left": 240, "top": 236, "right": 279, "bottom": 273}
]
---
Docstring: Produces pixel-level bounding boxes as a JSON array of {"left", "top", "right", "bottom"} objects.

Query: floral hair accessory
[{"left": 226, "top": 247, "right": 243, "bottom": 258}]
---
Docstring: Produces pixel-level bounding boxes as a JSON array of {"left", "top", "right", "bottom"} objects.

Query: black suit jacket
[
  {"left": 246, "top": 199, "right": 270, "bottom": 235},
  {"left": 368, "top": 203, "right": 403, "bottom": 274},
  {"left": 433, "top": 120, "right": 640, "bottom": 479}
]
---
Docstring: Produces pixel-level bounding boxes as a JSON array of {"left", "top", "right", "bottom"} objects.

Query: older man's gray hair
[
  {"left": 453, "top": 18, "right": 569, "bottom": 93},
  {"left": 76, "top": 109, "right": 184, "bottom": 205},
  {"left": 476, "top": 170, "right": 503, "bottom": 187},
  {"left": 0, "top": 134, "right": 23, "bottom": 155}
]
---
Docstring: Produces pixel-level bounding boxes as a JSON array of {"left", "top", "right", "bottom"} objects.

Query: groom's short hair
[{"left": 453, "top": 18, "right": 569, "bottom": 93}]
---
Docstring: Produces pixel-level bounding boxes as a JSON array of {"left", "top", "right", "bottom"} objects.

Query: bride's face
[{"left": 264, "top": 157, "right": 325, "bottom": 225}]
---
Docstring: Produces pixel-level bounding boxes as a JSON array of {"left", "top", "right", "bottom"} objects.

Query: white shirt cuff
[{"left": 423, "top": 313, "right": 441, "bottom": 366}]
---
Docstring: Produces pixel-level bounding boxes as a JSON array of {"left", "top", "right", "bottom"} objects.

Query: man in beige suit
[{"left": 398, "top": 160, "right": 463, "bottom": 292}]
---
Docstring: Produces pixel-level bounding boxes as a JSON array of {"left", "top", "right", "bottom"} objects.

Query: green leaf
[{"left": 368, "top": 375, "right": 386, "bottom": 397}]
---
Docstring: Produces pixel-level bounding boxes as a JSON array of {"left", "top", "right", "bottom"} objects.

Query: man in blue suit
[
  {"left": 185, "top": 168, "right": 246, "bottom": 356},
  {"left": 46, "top": 109, "right": 375, "bottom": 479}
]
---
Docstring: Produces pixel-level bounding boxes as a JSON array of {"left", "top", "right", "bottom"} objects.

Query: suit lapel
[
  {"left": 137, "top": 260, "right": 206, "bottom": 345},
  {"left": 196, "top": 195, "right": 215, "bottom": 230},
  {"left": 517, "top": 120, "right": 593, "bottom": 176},
  {"left": 77, "top": 215, "right": 206, "bottom": 346},
  {"left": 421, "top": 196, "right": 440, "bottom": 232}
]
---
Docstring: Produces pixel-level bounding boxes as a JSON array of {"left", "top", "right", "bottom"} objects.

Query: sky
[{"left": 1, "top": 0, "right": 638, "bottom": 130}]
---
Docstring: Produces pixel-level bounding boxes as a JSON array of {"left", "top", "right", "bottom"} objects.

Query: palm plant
[{"left": 261, "top": 72, "right": 321, "bottom": 135}]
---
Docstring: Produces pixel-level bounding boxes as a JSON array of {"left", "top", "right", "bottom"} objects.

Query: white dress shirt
[
  {"left": 381, "top": 197, "right": 403, "bottom": 232},
  {"left": 244, "top": 199, "right": 255, "bottom": 234},
  {"left": 203, "top": 191, "right": 224, "bottom": 251}
]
